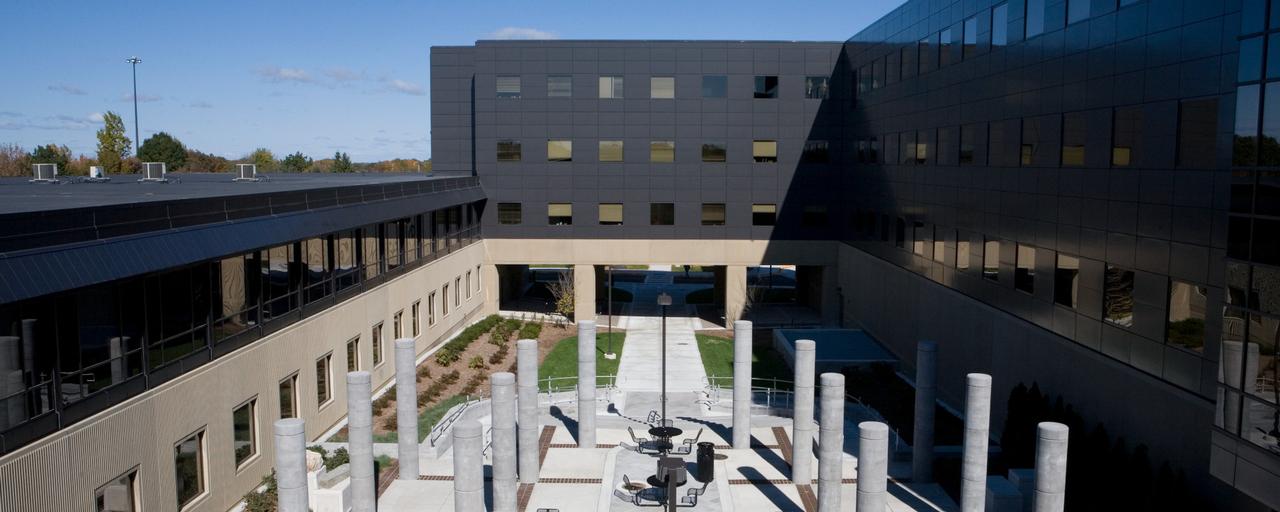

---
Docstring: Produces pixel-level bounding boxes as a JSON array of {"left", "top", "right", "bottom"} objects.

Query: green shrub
[
  {"left": 242, "top": 471, "right": 278, "bottom": 512},
  {"left": 435, "top": 315, "right": 503, "bottom": 365},
  {"left": 325, "top": 447, "right": 349, "bottom": 471},
  {"left": 518, "top": 322, "right": 543, "bottom": 340},
  {"left": 468, "top": 355, "right": 486, "bottom": 369}
]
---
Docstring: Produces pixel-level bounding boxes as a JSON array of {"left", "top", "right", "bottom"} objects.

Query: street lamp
[
  {"left": 657, "top": 292, "right": 672, "bottom": 422},
  {"left": 126, "top": 56, "right": 142, "bottom": 156},
  {"left": 605, "top": 265, "right": 616, "bottom": 359}
]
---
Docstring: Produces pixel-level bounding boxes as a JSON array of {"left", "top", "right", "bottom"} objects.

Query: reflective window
[
  {"left": 1016, "top": 245, "right": 1036, "bottom": 293},
  {"left": 411, "top": 301, "right": 420, "bottom": 337},
  {"left": 1068, "top": 0, "right": 1090, "bottom": 24},
  {"left": 802, "top": 140, "right": 830, "bottom": 163},
  {"left": 960, "top": 124, "right": 978, "bottom": 164},
  {"left": 95, "top": 469, "right": 139, "bottom": 512},
  {"left": 174, "top": 430, "right": 206, "bottom": 508},
  {"left": 858, "top": 65, "right": 872, "bottom": 93},
  {"left": 548, "top": 203, "right": 572, "bottom": 226},
  {"left": 1021, "top": 119, "right": 1038, "bottom": 166},
  {"left": 1055, "top": 254, "right": 1080, "bottom": 308},
  {"left": 1244, "top": 0, "right": 1266, "bottom": 34},
  {"left": 279, "top": 373, "right": 298, "bottom": 419},
  {"left": 752, "top": 204, "right": 777, "bottom": 226},
  {"left": 915, "top": 130, "right": 929, "bottom": 164},
  {"left": 547, "top": 140, "right": 572, "bottom": 162},
  {"left": 901, "top": 131, "right": 917, "bottom": 164},
  {"left": 496, "top": 76, "right": 520, "bottom": 98},
  {"left": 428, "top": 292, "right": 437, "bottom": 325},
  {"left": 873, "top": 58, "right": 884, "bottom": 89},
  {"left": 233, "top": 398, "right": 257, "bottom": 467},
  {"left": 547, "top": 76, "right": 572, "bottom": 97},
  {"left": 316, "top": 352, "right": 333, "bottom": 406},
  {"left": 702, "top": 75, "right": 727, "bottom": 98},
  {"left": 939, "top": 29, "right": 953, "bottom": 68},
  {"left": 1255, "top": 265, "right": 1280, "bottom": 315},
  {"left": 1027, "top": 0, "right": 1046, "bottom": 38},
  {"left": 1237, "top": 85, "right": 1262, "bottom": 167},
  {"left": 651, "top": 77, "right": 675, "bottom": 99},
  {"left": 754, "top": 76, "right": 779, "bottom": 98},
  {"left": 346, "top": 336, "right": 360, "bottom": 372},
  {"left": 1262, "top": 83, "right": 1280, "bottom": 165},
  {"left": 957, "top": 232, "right": 971, "bottom": 270},
  {"left": 455, "top": 277, "right": 461, "bottom": 307},
  {"left": 599, "top": 140, "right": 623, "bottom": 162},
  {"left": 442, "top": 284, "right": 450, "bottom": 316},
  {"left": 1167, "top": 281, "right": 1207, "bottom": 352},
  {"left": 650, "top": 140, "right": 675, "bottom": 162},
  {"left": 599, "top": 76, "right": 623, "bottom": 98},
  {"left": 902, "top": 44, "right": 918, "bottom": 80},
  {"left": 919, "top": 35, "right": 935, "bottom": 74},
  {"left": 983, "top": 239, "right": 1000, "bottom": 281},
  {"left": 886, "top": 51, "right": 901, "bottom": 85},
  {"left": 361, "top": 227, "right": 379, "bottom": 280},
  {"left": 701, "top": 203, "right": 726, "bottom": 226},
  {"left": 1062, "top": 112, "right": 1087, "bottom": 167},
  {"left": 1268, "top": 36, "right": 1280, "bottom": 79},
  {"left": 805, "top": 76, "right": 829, "bottom": 99},
  {"left": 497, "top": 203, "right": 522, "bottom": 225},
  {"left": 1104, "top": 266, "right": 1136, "bottom": 327},
  {"left": 1113, "top": 107, "right": 1142, "bottom": 167},
  {"left": 1178, "top": 98, "right": 1219, "bottom": 168},
  {"left": 963, "top": 16, "right": 979, "bottom": 59},
  {"left": 384, "top": 221, "right": 401, "bottom": 271},
  {"left": 1241, "top": 37, "right": 1264, "bottom": 82},
  {"left": 932, "top": 227, "right": 945, "bottom": 263},
  {"left": 497, "top": 140, "right": 521, "bottom": 161},
  {"left": 702, "top": 142, "right": 727, "bottom": 162},
  {"left": 373, "top": 322, "right": 385, "bottom": 366},
  {"left": 1246, "top": 313, "right": 1279, "bottom": 402},
  {"left": 651, "top": 203, "right": 675, "bottom": 225},
  {"left": 913, "top": 222, "right": 926, "bottom": 256},
  {"left": 598, "top": 204, "right": 623, "bottom": 226},
  {"left": 753, "top": 140, "right": 778, "bottom": 163},
  {"left": 993, "top": 3, "right": 1009, "bottom": 46}
]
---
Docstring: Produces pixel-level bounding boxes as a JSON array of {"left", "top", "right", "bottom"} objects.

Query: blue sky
[{"left": 0, "top": 0, "right": 900, "bottom": 162}]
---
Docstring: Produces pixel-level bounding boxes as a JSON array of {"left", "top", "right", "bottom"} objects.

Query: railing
[
  {"left": 538, "top": 375, "right": 620, "bottom": 405},
  {"left": 428, "top": 395, "right": 483, "bottom": 447},
  {"left": 702, "top": 376, "right": 795, "bottom": 411},
  {"left": 482, "top": 426, "right": 494, "bottom": 455},
  {"left": 845, "top": 392, "right": 904, "bottom": 454}
]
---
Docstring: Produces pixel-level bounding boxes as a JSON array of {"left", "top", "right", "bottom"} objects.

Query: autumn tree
[
  {"left": 138, "top": 132, "right": 187, "bottom": 170},
  {"left": 0, "top": 143, "right": 29, "bottom": 177},
  {"left": 184, "top": 149, "right": 230, "bottom": 172},
  {"left": 95, "top": 111, "right": 131, "bottom": 174},
  {"left": 280, "top": 151, "right": 312, "bottom": 172},
  {"left": 249, "top": 148, "right": 276, "bottom": 171},
  {"left": 30, "top": 144, "right": 72, "bottom": 174}
]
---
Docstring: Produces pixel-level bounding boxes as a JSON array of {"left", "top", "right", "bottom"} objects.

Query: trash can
[{"left": 696, "top": 442, "right": 715, "bottom": 482}]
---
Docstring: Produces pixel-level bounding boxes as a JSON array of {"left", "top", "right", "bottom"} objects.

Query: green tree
[
  {"left": 249, "top": 148, "right": 276, "bottom": 171},
  {"left": 94, "top": 111, "right": 131, "bottom": 174},
  {"left": 332, "top": 151, "right": 354, "bottom": 172},
  {"left": 280, "top": 151, "right": 312, "bottom": 172},
  {"left": 183, "top": 149, "right": 230, "bottom": 172},
  {"left": 137, "top": 132, "right": 187, "bottom": 170},
  {"left": 30, "top": 144, "right": 72, "bottom": 173}
]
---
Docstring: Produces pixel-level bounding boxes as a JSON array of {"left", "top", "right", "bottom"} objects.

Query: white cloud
[
  {"left": 89, "top": 112, "right": 104, "bottom": 122},
  {"left": 486, "top": 27, "right": 558, "bottom": 40},
  {"left": 325, "top": 67, "right": 362, "bottom": 82},
  {"left": 387, "top": 79, "right": 425, "bottom": 96},
  {"left": 120, "top": 93, "right": 162, "bottom": 103},
  {"left": 187, "top": 101, "right": 213, "bottom": 108},
  {"left": 254, "top": 65, "right": 315, "bottom": 84},
  {"left": 48, "top": 84, "right": 86, "bottom": 95}
]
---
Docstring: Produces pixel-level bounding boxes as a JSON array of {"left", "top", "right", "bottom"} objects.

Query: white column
[
  {"left": 1032, "top": 422, "right": 1069, "bottom": 512},
  {"left": 273, "top": 418, "right": 309, "bottom": 512},
  {"left": 517, "top": 339, "right": 540, "bottom": 483},
  {"left": 577, "top": 320, "right": 597, "bottom": 448},
  {"left": 912, "top": 340, "right": 937, "bottom": 482},
  {"left": 792, "top": 339, "right": 817, "bottom": 484},
  {"left": 960, "top": 373, "right": 992, "bottom": 512},
  {"left": 817, "top": 372, "right": 845, "bottom": 512},
  {"left": 453, "top": 419, "right": 485, "bottom": 512},
  {"left": 394, "top": 339, "right": 420, "bottom": 479},
  {"left": 732, "top": 320, "right": 753, "bottom": 449},
  {"left": 491, "top": 372, "right": 518, "bottom": 512},
  {"left": 856, "top": 421, "right": 889, "bottom": 512},
  {"left": 347, "top": 371, "right": 375, "bottom": 512}
]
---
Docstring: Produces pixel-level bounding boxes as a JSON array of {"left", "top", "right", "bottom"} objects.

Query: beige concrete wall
[
  {"left": 0, "top": 243, "right": 491, "bottom": 512},
  {"left": 482, "top": 238, "right": 838, "bottom": 267}
]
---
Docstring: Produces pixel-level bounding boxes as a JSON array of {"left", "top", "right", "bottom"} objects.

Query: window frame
[
  {"left": 598, "top": 203, "right": 624, "bottom": 226},
  {"left": 232, "top": 396, "right": 259, "bottom": 470},
  {"left": 547, "top": 139, "right": 573, "bottom": 162},
  {"left": 598, "top": 140, "right": 624, "bottom": 162},
  {"left": 753, "top": 140, "right": 778, "bottom": 163},
  {"left": 650, "top": 76, "right": 675, "bottom": 99},
  {"left": 546, "top": 75, "right": 572, "bottom": 98},
  {"left": 173, "top": 428, "right": 208, "bottom": 510},
  {"left": 701, "top": 203, "right": 726, "bottom": 226},
  {"left": 650, "top": 140, "right": 675, "bottom": 163},
  {"left": 753, "top": 75, "right": 779, "bottom": 99},
  {"left": 496, "top": 139, "right": 522, "bottom": 162},
  {"left": 279, "top": 372, "right": 299, "bottom": 419},
  {"left": 650, "top": 203, "right": 675, "bottom": 226},
  {"left": 599, "top": 75, "right": 623, "bottom": 98},
  {"left": 316, "top": 351, "right": 334, "bottom": 408},
  {"left": 95, "top": 467, "right": 141, "bottom": 512},
  {"left": 411, "top": 300, "right": 421, "bottom": 337}
]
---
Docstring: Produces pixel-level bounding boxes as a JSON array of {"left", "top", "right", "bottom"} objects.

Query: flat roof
[{"left": 0, "top": 172, "right": 444, "bottom": 215}]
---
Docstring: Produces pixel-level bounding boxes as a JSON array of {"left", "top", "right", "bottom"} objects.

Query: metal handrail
[
  {"left": 428, "top": 395, "right": 482, "bottom": 446},
  {"left": 482, "top": 426, "right": 494, "bottom": 455},
  {"left": 537, "top": 375, "right": 619, "bottom": 405}
]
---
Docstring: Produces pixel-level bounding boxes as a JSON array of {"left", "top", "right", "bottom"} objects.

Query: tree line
[{"left": 0, "top": 110, "right": 430, "bottom": 177}]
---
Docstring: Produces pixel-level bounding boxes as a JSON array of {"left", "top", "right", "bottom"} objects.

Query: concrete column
[
  {"left": 912, "top": 340, "right": 937, "bottom": 483},
  {"left": 577, "top": 320, "right": 597, "bottom": 448},
  {"left": 453, "top": 419, "right": 485, "bottom": 512},
  {"left": 491, "top": 372, "right": 518, "bottom": 512},
  {"left": 856, "top": 421, "right": 889, "bottom": 512},
  {"left": 273, "top": 418, "right": 309, "bottom": 512},
  {"left": 1033, "top": 422, "right": 1069, "bottom": 512},
  {"left": 960, "top": 373, "right": 992, "bottom": 512},
  {"left": 517, "top": 339, "right": 540, "bottom": 483},
  {"left": 108, "top": 337, "right": 125, "bottom": 384},
  {"left": 573, "top": 264, "right": 596, "bottom": 323},
  {"left": 347, "top": 371, "right": 375, "bottom": 512},
  {"left": 2, "top": 370, "right": 22, "bottom": 429},
  {"left": 482, "top": 264, "right": 501, "bottom": 314},
  {"left": 725, "top": 265, "right": 748, "bottom": 323},
  {"left": 732, "top": 320, "right": 753, "bottom": 449},
  {"left": 0, "top": 336, "right": 16, "bottom": 430},
  {"left": 817, "top": 372, "right": 845, "bottom": 512},
  {"left": 394, "top": 339, "right": 420, "bottom": 479},
  {"left": 792, "top": 339, "right": 817, "bottom": 484}
]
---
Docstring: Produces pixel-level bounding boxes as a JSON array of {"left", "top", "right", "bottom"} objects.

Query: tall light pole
[
  {"left": 657, "top": 292, "right": 672, "bottom": 422},
  {"left": 126, "top": 57, "right": 142, "bottom": 155}
]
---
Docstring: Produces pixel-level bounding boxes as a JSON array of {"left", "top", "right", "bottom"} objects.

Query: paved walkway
[{"left": 615, "top": 314, "right": 706, "bottom": 393}]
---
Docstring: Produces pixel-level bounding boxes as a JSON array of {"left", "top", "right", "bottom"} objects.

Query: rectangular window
[
  {"left": 650, "top": 140, "right": 675, "bottom": 162},
  {"left": 411, "top": 301, "right": 421, "bottom": 337},
  {"left": 902, "top": 44, "right": 918, "bottom": 80},
  {"left": 802, "top": 140, "right": 830, "bottom": 163},
  {"left": 912, "top": 222, "right": 926, "bottom": 256},
  {"left": 547, "top": 140, "right": 572, "bottom": 162},
  {"left": 1236, "top": 84, "right": 1261, "bottom": 167},
  {"left": 701, "top": 203, "right": 726, "bottom": 226},
  {"left": 956, "top": 233, "right": 971, "bottom": 270},
  {"left": 454, "top": 277, "right": 461, "bottom": 307},
  {"left": 963, "top": 16, "right": 979, "bottom": 59},
  {"left": 599, "top": 140, "right": 623, "bottom": 162},
  {"left": 872, "top": 58, "right": 883, "bottom": 89},
  {"left": 1113, "top": 107, "right": 1142, "bottom": 167},
  {"left": 1178, "top": 98, "right": 1218, "bottom": 168},
  {"left": 993, "top": 3, "right": 1009, "bottom": 46},
  {"left": 599, "top": 76, "right": 623, "bottom": 98},
  {"left": 752, "top": 204, "right": 777, "bottom": 226},
  {"left": 702, "top": 142, "right": 727, "bottom": 162},
  {"left": 1067, "top": 0, "right": 1090, "bottom": 24},
  {"left": 279, "top": 373, "right": 298, "bottom": 419},
  {"left": 1104, "top": 265, "right": 1135, "bottom": 327},
  {"left": 548, "top": 203, "right": 573, "bottom": 225},
  {"left": 753, "top": 140, "right": 778, "bottom": 162},
  {"left": 1027, "top": 0, "right": 1046, "bottom": 37},
  {"left": 805, "top": 76, "right": 829, "bottom": 99},
  {"left": 346, "top": 336, "right": 360, "bottom": 372},
  {"left": 919, "top": 35, "right": 935, "bottom": 74},
  {"left": 901, "top": 131, "right": 917, "bottom": 164},
  {"left": 232, "top": 398, "right": 257, "bottom": 468},
  {"left": 983, "top": 239, "right": 1000, "bottom": 281},
  {"left": 497, "top": 203, "right": 522, "bottom": 225},
  {"left": 174, "top": 429, "right": 206, "bottom": 509},
  {"left": 1062, "top": 112, "right": 1087, "bottom": 167},
  {"left": 702, "top": 75, "right": 727, "bottom": 98},
  {"left": 939, "top": 29, "right": 953, "bottom": 67},
  {"left": 858, "top": 65, "right": 872, "bottom": 93},
  {"left": 442, "top": 284, "right": 450, "bottom": 316},
  {"left": 95, "top": 469, "right": 139, "bottom": 512},
  {"left": 895, "top": 218, "right": 906, "bottom": 248},
  {"left": 886, "top": 51, "right": 901, "bottom": 85},
  {"left": 316, "top": 352, "right": 333, "bottom": 406},
  {"left": 754, "top": 76, "right": 779, "bottom": 98},
  {"left": 650, "top": 203, "right": 675, "bottom": 225},
  {"left": 1168, "top": 281, "right": 1207, "bottom": 352},
  {"left": 915, "top": 130, "right": 929, "bottom": 164},
  {"left": 428, "top": 292, "right": 437, "bottom": 325},
  {"left": 1021, "top": 119, "right": 1037, "bottom": 166},
  {"left": 803, "top": 206, "right": 829, "bottom": 227},
  {"left": 497, "top": 140, "right": 521, "bottom": 161},
  {"left": 599, "top": 203, "right": 623, "bottom": 225},
  {"left": 373, "top": 322, "right": 385, "bottom": 366},
  {"left": 651, "top": 77, "right": 675, "bottom": 99},
  {"left": 1263, "top": 83, "right": 1280, "bottom": 165},
  {"left": 547, "top": 75, "right": 572, "bottom": 97},
  {"left": 496, "top": 76, "right": 520, "bottom": 98},
  {"left": 466, "top": 271, "right": 471, "bottom": 299},
  {"left": 869, "top": 137, "right": 880, "bottom": 162},
  {"left": 1015, "top": 245, "right": 1036, "bottom": 293},
  {"left": 1055, "top": 254, "right": 1080, "bottom": 308},
  {"left": 960, "top": 124, "right": 977, "bottom": 164},
  {"left": 933, "top": 227, "right": 945, "bottom": 264}
]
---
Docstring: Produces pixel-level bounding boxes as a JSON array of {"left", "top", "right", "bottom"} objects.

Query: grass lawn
[
  {"left": 539, "top": 332, "right": 626, "bottom": 391},
  {"left": 331, "top": 393, "right": 471, "bottom": 443},
  {"left": 695, "top": 334, "right": 793, "bottom": 388}
]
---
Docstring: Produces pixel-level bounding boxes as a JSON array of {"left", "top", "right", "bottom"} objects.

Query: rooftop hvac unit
[
  {"left": 138, "top": 162, "right": 168, "bottom": 183},
  {"left": 233, "top": 163, "right": 260, "bottom": 182},
  {"left": 85, "top": 165, "right": 111, "bottom": 182},
  {"left": 30, "top": 163, "right": 58, "bottom": 183}
]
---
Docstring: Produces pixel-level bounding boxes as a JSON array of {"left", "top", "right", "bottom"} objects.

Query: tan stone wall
[{"left": 481, "top": 238, "right": 839, "bottom": 267}]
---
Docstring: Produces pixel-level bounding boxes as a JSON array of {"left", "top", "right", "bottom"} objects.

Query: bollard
[
  {"left": 453, "top": 419, "right": 485, "bottom": 512},
  {"left": 273, "top": 418, "right": 309, "bottom": 512},
  {"left": 491, "top": 372, "right": 518, "bottom": 512},
  {"left": 1033, "top": 422, "right": 1069, "bottom": 512},
  {"left": 817, "top": 372, "right": 845, "bottom": 512},
  {"left": 347, "top": 371, "right": 375, "bottom": 512},
  {"left": 732, "top": 320, "right": 753, "bottom": 449},
  {"left": 792, "top": 339, "right": 817, "bottom": 484},
  {"left": 517, "top": 339, "right": 540, "bottom": 483},
  {"left": 960, "top": 373, "right": 992, "bottom": 512},
  {"left": 394, "top": 339, "right": 420, "bottom": 479},
  {"left": 913, "top": 340, "right": 937, "bottom": 482},
  {"left": 856, "top": 421, "right": 889, "bottom": 512},
  {"left": 577, "top": 320, "right": 597, "bottom": 448}
]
